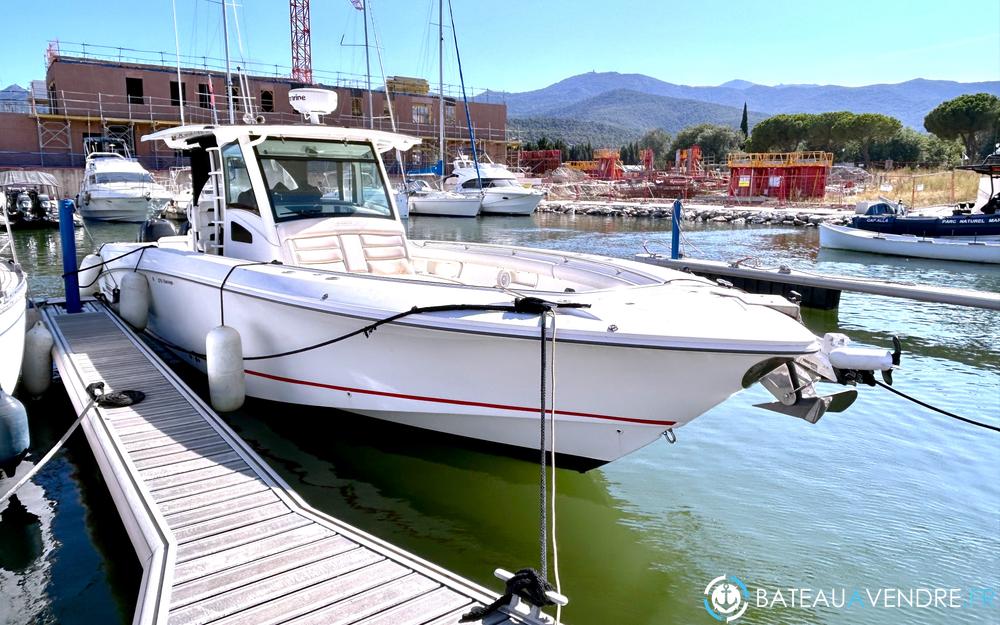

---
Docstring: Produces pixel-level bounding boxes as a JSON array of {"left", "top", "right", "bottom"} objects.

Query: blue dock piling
[
  {"left": 59, "top": 199, "right": 81, "bottom": 314},
  {"left": 671, "top": 199, "right": 682, "bottom": 260}
]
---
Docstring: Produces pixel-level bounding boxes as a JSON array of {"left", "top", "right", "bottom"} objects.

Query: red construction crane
[{"left": 289, "top": 0, "right": 312, "bottom": 83}]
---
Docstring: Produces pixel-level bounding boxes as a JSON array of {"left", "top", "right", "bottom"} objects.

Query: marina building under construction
[{"left": 0, "top": 42, "right": 510, "bottom": 172}]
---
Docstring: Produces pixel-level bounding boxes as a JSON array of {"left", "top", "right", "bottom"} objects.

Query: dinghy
[
  {"left": 819, "top": 223, "right": 1000, "bottom": 264},
  {"left": 86, "top": 90, "right": 896, "bottom": 468}
]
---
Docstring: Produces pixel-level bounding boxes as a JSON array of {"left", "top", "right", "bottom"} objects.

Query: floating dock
[
  {"left": 42, "top": 302, "right": 551, "bottom": 625},
  {"left": 635, "top": 254, "right": 1000, "bottom": 311}
]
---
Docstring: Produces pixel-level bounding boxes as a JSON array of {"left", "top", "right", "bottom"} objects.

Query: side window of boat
[{"left": 222, "top": 143, "right": 258, "bottom": 214}]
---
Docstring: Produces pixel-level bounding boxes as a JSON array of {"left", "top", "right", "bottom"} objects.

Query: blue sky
[{"left": 3, "top": 0, "right": 999, "bottom": 93}]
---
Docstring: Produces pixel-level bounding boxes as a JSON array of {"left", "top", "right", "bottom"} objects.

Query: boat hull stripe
[{"left": 244, "top": 369, "right": 677, "bottom": 426}]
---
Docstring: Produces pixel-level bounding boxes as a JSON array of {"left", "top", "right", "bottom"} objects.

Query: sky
[{"left": 2, "top": 0, "right": 999, "bottom": 94}]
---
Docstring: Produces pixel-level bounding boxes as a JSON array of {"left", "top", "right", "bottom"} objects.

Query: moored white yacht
[
  {"left": 448, "top": 154, "right": 544, "bottom": 215},
  {"left": 85, "top": 90, "right": 895, "bottom": 468},
  {"left": 77, "top": 139, "right": 173, "bottom": 223},
  {"left": 406, "top": 178, "right": 481, "bottom": 217}
]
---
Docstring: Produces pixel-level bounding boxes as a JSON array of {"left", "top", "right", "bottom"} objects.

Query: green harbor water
[{"left": 1, "top": 213, "right": 998, "bottom": 625}]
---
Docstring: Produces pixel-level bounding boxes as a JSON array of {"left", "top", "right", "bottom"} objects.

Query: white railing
[
  {"left": 48, "top": 40, "right": 509, "bottom": 105},
  {"left": 32, "top": 88, "right": 515, "bottom": 143}
]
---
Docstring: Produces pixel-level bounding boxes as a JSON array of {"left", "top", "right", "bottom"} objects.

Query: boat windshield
[
  {"left": 93, "top": 172, "right": 154, "bottom": 184},
  {"left": 255, "top": 139, "right": 393, "bottom": 222},
  {"left": 460, "top": 178, "right": 519, "bottom": 189}
]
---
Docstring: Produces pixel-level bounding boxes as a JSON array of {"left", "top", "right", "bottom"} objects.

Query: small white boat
[
  {"left": 407, "top": 179, "right": 481, "bottom": 217},
  {"left": 0, "top": 222, "right": 28, "bottom": 394},
  {"left": 448, "top": 155, "right": 543, "bottom": 215},
  {"left": 85, "top": 90, "right": 896, "bottom": 469},
  {"left": 819, "top": 223, "right": 1000, "bottom": 264},
  {"left": 77, "top": 139, "right": 173, "bottom": 223}
]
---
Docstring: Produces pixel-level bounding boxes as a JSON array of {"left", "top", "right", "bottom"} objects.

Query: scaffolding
[{"left": 727, "top": 151, "right": 834, "bottom": 200}]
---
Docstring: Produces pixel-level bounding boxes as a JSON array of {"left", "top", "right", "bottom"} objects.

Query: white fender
[
  {"left": 828, "top": 346, "right": 893, "bottom": 371},
  {"left": 206, "top": 325, "right": 245, "bottom": 412},
  {"left": 78, "top": 254, "right": 103, "bottom": 297},
  {"left": 120, "top": 272, "right": 150, "bottom": 330},
  {"left": 22, "top": 321, "right": 54, "bottom": 397}
]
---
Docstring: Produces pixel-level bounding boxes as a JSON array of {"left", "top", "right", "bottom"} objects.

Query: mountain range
[{"left": 484, "top": 72, "right": 1000, "bottom": 146}]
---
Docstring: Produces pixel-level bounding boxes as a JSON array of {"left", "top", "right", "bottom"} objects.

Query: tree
[
  {"left": 638, "top": 128, "right": 671, "bottom": 167},
  {"left": 833, "top": 113, "right": 901, "bottom": 166},
  {"left": 922, "top": 135, "right": 963, "bottom": 167},
  {"left": 865, "top": 127, "right": 924, "bottom": 164},
  {"left": 804, "top": 111, "right": 853, "bottom": 153},
  {"left": 747, "top": 114, "right": 808, "bottom": 152},
  {"left": 669, "top": 123, "right": 744, "bottom": 162},
  {"left": 739, "top": 103, "right": 749, "bottom": 139},
  {"left": 924, "top": 93, "right": 1000, "bottom": 162}
]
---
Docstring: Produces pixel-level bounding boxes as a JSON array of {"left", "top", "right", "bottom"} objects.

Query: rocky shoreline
[{"left": 537, "top": 200, "right": 854, "bottom": 227}]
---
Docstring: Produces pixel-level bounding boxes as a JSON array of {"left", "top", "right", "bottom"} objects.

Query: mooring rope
[
  {"left": 62, "top": 245, "right": 156, "bottom": 289},
  {"left": 0, "top": 395, "right": 96, "bottom": 505},
  {"left": 0, "top": 382, "right": 145, "bottom": 505},
  {"left": 874, "top": 380, "right": 999, "bottom": 432},
  {"left": 547, "top": 311, "right": 563, "bottom": 625},
  {"left": 538, "top": 311, "right": 549, "bottom": 579}
]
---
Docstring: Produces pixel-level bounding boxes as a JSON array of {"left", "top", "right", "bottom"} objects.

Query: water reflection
[
  {"left": 0, "top": 467, "right": 56, "bottom": 624},
  {"left": 222, "top": 398, "right": 713, "bottom": 625}
]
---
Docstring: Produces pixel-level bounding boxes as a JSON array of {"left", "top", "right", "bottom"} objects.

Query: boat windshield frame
[
  {"left": 251, "top": 138, "right": 395, "bottom": 223},
  {"left": 91, "top": 172, "right": 156, "bottom": 185},
  {"left": 460, "top": 177, "right": 518, "bottom": 189}
]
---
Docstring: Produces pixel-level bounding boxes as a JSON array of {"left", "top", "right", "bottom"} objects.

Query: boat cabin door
[{"left": 219, "top": 139, "right": 281, "bottom": 261}]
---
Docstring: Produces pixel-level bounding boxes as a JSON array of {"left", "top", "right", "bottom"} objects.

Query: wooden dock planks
[{"left": 44, "top": 305, "right": 542, "bottom": 625}]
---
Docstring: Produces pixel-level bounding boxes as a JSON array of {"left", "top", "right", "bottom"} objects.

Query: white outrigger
[{"left": 87, "top": 90, "right": 896, "bottom": 469}]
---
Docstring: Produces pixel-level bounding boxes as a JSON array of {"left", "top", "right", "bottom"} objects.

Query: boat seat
[{"left": 282, "top": 218, "right": 413, "bottom": 276}]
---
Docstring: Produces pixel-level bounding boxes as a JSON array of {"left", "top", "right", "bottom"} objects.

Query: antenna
[{"left": 171, "top": 0, "right": 185, "bottom": 124}]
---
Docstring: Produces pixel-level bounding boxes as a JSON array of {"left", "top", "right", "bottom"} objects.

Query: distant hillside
[
  {"left": 542, "top": 89, "right": 765, "bottom": 135},
  {"left": 479, "top": 72, "right": 1000, "bottom": 130},
  {"left": 508, "top": 89, "right": 764, "bottom": 147},
  {"left": 508, "top": 117, "right": 640, "bottom": 147}
]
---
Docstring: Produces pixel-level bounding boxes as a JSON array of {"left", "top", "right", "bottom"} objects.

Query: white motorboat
[
  {"left": 819, "top": 223, "right": 1000, "bottom": 264},
  {"left": 0, "top": 217, "right": 27, "bottom": 394},
  {"left": 77, "top": 139, "right": 173, "bottom": 223},
  {"left": 86, "top": 91, "right": 894, "bottom": 468},
  {"left": 407, "top": 179, "right": 481, "bottom": 217},
  {"left": 448, "top": 155, "right": 544, "bottom": 215}
]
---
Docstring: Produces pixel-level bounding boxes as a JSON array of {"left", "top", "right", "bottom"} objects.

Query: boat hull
[
  {"left": 98, "top": 246, "right": 815, "bottom": 465},
  {"left": 78, "top": 195, "right": 170, "bottom": 223},
  {"left": 409, "top": 196, "right": 481, "bottom": 217},
  {"left": 851, "top": 213, "right": 1000, "bottom": 238},
  {"left": 0, "top": 264, "right": 27, "bottom": 394},
  {"left": 477, "top": 190, "right": 542, "bottom": 215},
  {"left": 819, "top": 224, "right": 1000, "bottom": 264}
]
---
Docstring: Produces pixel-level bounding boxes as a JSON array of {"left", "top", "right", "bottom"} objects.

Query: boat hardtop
[{"left": 146, "top": 124, "right": 420, "bottom": 155}]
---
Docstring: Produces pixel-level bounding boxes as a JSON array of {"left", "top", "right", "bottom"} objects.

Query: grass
[{"left": 851, "top": 168, "right": 980, "bottom": 208}]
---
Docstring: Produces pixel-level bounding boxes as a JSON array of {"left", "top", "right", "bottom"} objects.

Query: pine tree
[{"left": 740, "top": 102, "right": 749, "bottom": 139}]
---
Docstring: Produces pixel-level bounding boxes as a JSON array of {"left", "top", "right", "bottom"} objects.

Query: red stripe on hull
[{"left": 244, "top": 369, "right": 677, "bottom": 427}]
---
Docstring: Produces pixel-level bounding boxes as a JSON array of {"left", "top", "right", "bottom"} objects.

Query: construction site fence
[
  {"left": 48, "top": 42, "right": 507, "bottom": 104},
  {"left": 542, "top": 168, "right": 979, "bottom": 208},
  {"left": 33, "top": 89, "right": 510, "bottom": 143}
]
